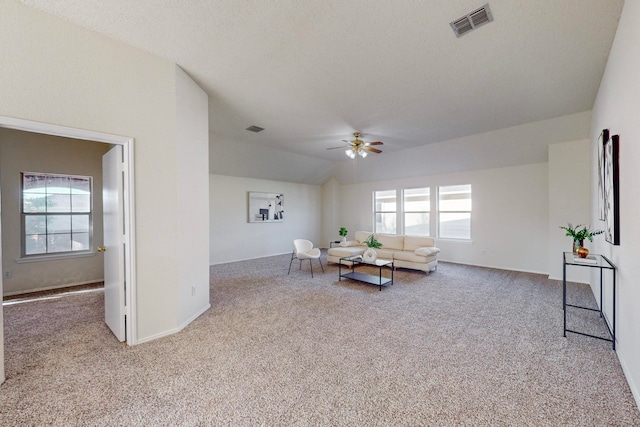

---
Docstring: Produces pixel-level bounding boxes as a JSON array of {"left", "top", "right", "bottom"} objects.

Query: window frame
[
  {"left": 437, "top": 184, "right": 472, "bottom": 240},
  {"left": 21, "top": 171, "right": 94, "bottom": 258},
  {"left": 402, "top": 187, "right": 430, "bottom": 236},
  {"left": 373, "top": 189, "right": 398, "bottom": 234}
]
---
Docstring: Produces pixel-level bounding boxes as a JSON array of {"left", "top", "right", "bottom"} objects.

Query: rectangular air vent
[
  {"left": 450, "top": 3, "right": 493, "bottom": 38},
  {"left": 246, "top": 125, "right": 265, "bottom": 133}
]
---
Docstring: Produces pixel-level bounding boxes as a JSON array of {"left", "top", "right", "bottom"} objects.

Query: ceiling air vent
[
  {"left": 450, "top": 3, "right": 493, "bottom": 38},
  {"left": 246, "top": 125, "right": 265, "bottom": 133}
]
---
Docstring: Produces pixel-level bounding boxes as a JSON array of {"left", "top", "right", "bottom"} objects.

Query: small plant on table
[
  {"left": 364, "top": 234, "right": 382, "bottom": 249},
  {"left": 560, "top": 223, "right": 603, "bottom": 253}
]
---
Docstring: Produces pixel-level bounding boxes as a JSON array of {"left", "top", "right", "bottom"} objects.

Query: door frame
[{"left": 0, "top": 115, "right": 137, "bottom": 347}]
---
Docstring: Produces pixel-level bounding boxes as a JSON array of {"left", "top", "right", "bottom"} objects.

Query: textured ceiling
[{"left": 20, "top": 0, "right": 624, "bottom": 162}]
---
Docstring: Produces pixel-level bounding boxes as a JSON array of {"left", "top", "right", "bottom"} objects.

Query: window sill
[
  {"left": 16, "top": 251, "right": 97, "bottom": 264},
  {"left": 437, "top": 239, "right": 473, "bottom": 244}
]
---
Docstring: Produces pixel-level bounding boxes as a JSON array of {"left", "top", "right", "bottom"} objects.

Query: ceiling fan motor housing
[{"left": 327, "top": 132, "right": 383, "bottom": 157}]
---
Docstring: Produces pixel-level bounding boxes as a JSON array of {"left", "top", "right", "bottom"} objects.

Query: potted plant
[
  {"left": 339, "top": 227, "right": 348, "bottom": 242},
  {"left": 364, "top": 234, "right": 382, "bottom": 249},
  {"left": 560, "top": 223, "right": 603, "bottom": 253},
  {"left": 362, "top": 234, "right": 382, "bottom": 262}
]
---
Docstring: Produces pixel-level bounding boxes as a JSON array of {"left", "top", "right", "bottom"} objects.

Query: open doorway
[{"left": 0, "top": 115, "right": 137, "bottom": 384}]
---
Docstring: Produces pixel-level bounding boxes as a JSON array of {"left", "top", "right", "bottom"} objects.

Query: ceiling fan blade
[
  {"left": 368, "top": 141, "right": 383, "bottom": 146},
  {"left": 327, "top": 146, "right": 347, "bottom": 150},
  {"left": 364, "top": 146, "right": 382, "bottom": 154}
]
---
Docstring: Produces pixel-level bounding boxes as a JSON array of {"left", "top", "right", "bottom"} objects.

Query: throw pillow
[{"left": 414, "top": 247, "right": 441, "bottom": 256}]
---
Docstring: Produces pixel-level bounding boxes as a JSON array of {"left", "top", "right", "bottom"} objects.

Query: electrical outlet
[
  {"left": 191, "top": 286, "right": 196, "bottom": 296},
  {"left": 3, "top": 271, "right": 12, "bottom": 279}
]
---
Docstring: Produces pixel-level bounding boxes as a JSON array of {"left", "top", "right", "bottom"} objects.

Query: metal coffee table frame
[{"left": 339, "top": 255, "right": 394, "bottom": 291}]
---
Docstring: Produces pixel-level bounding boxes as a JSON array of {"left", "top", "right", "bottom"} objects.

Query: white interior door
[{"left": 103, "top": 145, "right": 126, "bottom": 342}]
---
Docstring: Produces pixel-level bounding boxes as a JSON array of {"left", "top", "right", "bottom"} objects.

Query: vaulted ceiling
[{"left": 20, "top": 0, "right": 623, "bottom": 165}]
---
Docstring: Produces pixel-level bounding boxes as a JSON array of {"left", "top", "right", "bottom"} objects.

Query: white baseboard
[
  {"left": 3, "top": 279, "right": 104, "bottom": 297},
  {"left": 178, "top": 303, "right": 211, "bottom": 331},
  {"left": 547, "top": 273, "right": 589, "bottom": 284},
  {"left": 134, "top": 303, "right": 211, "bottom": 346},
  {"left": 210, "top": 252, "right": 291, "bottom": 266},
  {"left": 617, "top": 345, "right": 640, "bottom": 413},
  {"left": 134, "top": 327, "right": 182, "bottom": 345},
  {"left": 439, "top": 259, "right": 548, "bottom": 276}
]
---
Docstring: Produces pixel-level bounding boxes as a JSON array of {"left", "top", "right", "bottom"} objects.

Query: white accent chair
[{"left": 288, "top": 239, "right": 324, "bottom": 278}]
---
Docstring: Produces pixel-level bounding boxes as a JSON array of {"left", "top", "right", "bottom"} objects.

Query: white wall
[
  {"left": 176, "top": 65, "right": 210, "bottom": 328},
  {"left": 338, "top": 163, "right": 549, "bottom": 274},
  {"left": 333, "top": 112, "right": 590, "bottom": 185},
  {"left": 0, "top": 2, "right": 208, "bottom": 343},
  {"left": 209, "top": 175, "right": 321, "bottom": 264},
  {"left": 547, "top": 139, "right": 592, "bottom": 283},
  {"left": 0, "top": 129, "right": 111, "bottom": 295},
  {"left": 590, "top": 0, "right": 640, "bottom": 407},
  {"left": 210, "top": 132, "right": 337, "bottom": 185},
  {"left": 321, "top": 178, "right": 341, "bottom": 246}
]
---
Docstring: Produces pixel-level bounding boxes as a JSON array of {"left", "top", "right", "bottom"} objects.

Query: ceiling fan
[{"left": 327, "top": 132, "right": 383, "bottom": 159}]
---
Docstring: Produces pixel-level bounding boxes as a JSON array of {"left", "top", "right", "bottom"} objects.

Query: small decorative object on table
[
  {"left": 559, "top": 223, "right": 603, "bottom": 254},
  {"left": 363, "top": 248, "right": 377, "bottom": 262},
  {"left": 339, "top": 227, "right": 348, "bottom": 243},
  {"left": 577, "top": 247, "right": 589, "bottom": 258},
  {"left": 573, "top": 254, "right": 597, "bottom": 264},
  {"left": 362, "top": 234, "right": 382, "bottom": 262}
]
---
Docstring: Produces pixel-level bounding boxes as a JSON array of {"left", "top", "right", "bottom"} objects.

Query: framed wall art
[
  {"left": 597, "top": 128, "right": 609, "bottom": 220},
  {"left": 248, "top": 192, "right": 284, "bottom": 223},
  {"left": 603, "top": 134, "right": 619, "bottom": 245}
]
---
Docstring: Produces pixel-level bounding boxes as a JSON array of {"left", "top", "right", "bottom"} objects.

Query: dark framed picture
[
  {"left": 603, "top": 134, "right": 619, "bottom": 245},
  {"left": 597, "top": 129, "right": 609, "bottom": 220}
]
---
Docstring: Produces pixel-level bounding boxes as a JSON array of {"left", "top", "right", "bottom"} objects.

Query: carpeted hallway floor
[{"left": 1, "top": 255, "right": 638, "bottom": 426}]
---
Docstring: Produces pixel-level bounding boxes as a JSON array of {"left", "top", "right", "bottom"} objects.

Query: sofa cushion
[
  {"left": 354, "top": 231, "right": 372, "bottom": 245},
  {"left": 394, "top": 250, "right": 437, "bottom": 263},
  {"left": 404, "top": 235, "right": 435, "bottom": 251},
  {"left": 373, "top": 249, "right": 395, "bottom": 260},
  {"left": 339, "top": 240, "right": 359, "bottom": 247},
  {"left": 375, "top": 234, "right": 404, "bottom": 250},
  {"left": 414, "top": 247, "right": 441, "bottom": 256}
]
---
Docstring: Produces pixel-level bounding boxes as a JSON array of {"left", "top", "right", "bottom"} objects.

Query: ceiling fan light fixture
[{"left": 331, "top": 132, "right": 383, "bottom": 159}]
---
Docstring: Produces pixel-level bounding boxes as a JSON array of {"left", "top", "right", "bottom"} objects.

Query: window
[
  {"left": 22, "top": 172, "right": 92, "bottom": 256},
  {"left": 438, "top": 184, "right": 471, "bottom": 240},
  {"left": 374, "top": 190, "right": 396, "bottom": 234},
  {"left": 403, "top": 187, "right": 430, "bottom": 236}
]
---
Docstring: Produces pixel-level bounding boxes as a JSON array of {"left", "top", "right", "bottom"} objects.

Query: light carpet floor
[{"left": 1, "top": 255, "right": 638, "bottom": 426}]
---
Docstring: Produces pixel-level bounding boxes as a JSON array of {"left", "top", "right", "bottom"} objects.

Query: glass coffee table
[{"left": 338, "top": 255, "right": 394, "bottom": 291}]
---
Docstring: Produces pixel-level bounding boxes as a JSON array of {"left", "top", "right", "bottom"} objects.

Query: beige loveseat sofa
[{"left": 327, "top": 231, "right": 440, "bottom": 274}]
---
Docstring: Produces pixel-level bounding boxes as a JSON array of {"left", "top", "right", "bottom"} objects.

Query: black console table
[{"left": 562, "top": 252, "right": 616, "bottom": 350}]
